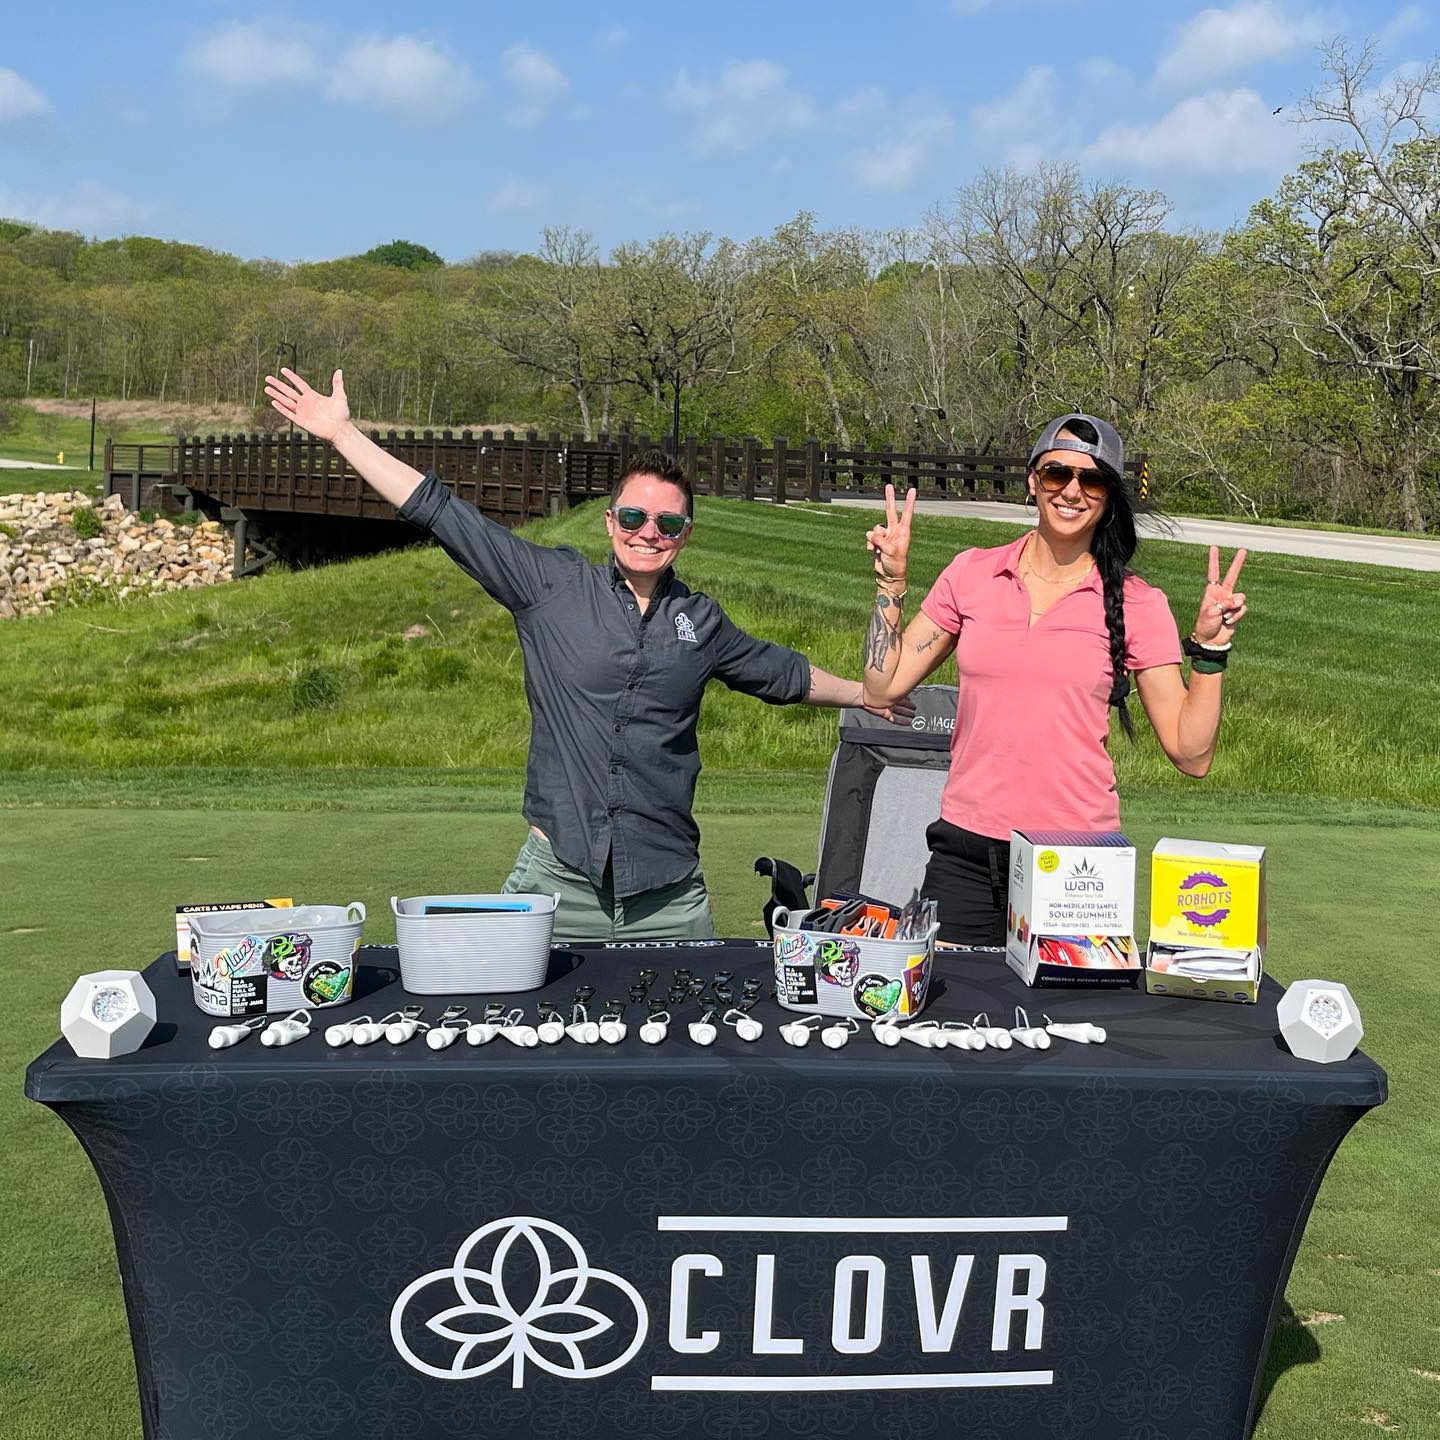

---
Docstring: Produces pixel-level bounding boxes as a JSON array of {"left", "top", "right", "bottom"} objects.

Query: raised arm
[
  {"left": 861, "top": 484, "right": 957, "bottom": 707},
  {"left": 263, "top": 367, "right": 425, "bottom": 510},
  {"left": 264, "top": 366, "right": 568, "bottom": 613},
  {"left": 1135, "top": 546, "right": 1248, "bottom": 778}
]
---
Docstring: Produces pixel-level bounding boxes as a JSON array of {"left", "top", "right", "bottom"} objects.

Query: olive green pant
[{"left": 501, "top": 831, "right": 716, "bottom": 942}]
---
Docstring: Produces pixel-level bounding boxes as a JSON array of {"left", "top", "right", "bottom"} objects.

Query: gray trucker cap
[{"left": 1028, "top": 412, "right": 1125, "bottom": 477}]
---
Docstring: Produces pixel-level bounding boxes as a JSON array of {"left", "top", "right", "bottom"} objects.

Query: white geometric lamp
[
  {"left": 1277, "top": 979, "right": 1363, "bottom": 1064},
  {"left": 61, "top": 970, "right": 157, "bottom": 1059}
]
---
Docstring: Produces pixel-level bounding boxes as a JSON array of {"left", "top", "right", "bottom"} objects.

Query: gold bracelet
[{"left": 876, "top": 584, "right": 907, "bottom": 602}]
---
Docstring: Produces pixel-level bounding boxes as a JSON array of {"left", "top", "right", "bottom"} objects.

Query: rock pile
[{"left": 0, "top": 491, "right": 234, "bottom": 620}]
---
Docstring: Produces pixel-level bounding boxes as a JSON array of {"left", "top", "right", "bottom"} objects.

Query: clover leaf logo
[{"left": 390, "top": 1216, "right": 647, "bottom": 1385}]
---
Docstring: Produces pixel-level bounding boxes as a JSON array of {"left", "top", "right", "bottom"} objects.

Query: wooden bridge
[{"left": 104, "top": 429, "right": 1147, "bottom": 576}]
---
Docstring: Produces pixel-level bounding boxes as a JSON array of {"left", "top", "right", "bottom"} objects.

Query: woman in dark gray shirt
[{"left": 265, "top": 366, "right": 910, "bottom": 940}]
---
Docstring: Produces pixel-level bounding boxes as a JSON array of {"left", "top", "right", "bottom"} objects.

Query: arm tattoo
[
  {"left": 915, "top": 632, "right": 938, "bottom": 654},
  {"left": 864, "top": 592, "right": 903, "bottom": 673}
]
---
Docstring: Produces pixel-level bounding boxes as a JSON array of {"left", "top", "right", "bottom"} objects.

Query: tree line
[{"left": 0, "top": 46, "right": 1435, "bottom": 530}]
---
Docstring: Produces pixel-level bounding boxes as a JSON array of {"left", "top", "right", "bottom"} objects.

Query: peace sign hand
[
  {"left": 864, "top": 484, "right": 917, "bottom": 589},
  {"left": 1192, "top": 546, "right": 1248, "bottom": 646},
  {"left": 263, "top": 367, "right": 351, "bottom": 443}
]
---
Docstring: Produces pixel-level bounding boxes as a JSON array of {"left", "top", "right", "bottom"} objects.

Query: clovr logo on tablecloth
[{"left": 391, "top": 1213, "right": 1064, "bottom": 1392}]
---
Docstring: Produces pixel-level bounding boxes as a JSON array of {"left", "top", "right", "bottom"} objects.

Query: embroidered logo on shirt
[{"left": 674, "top": 613, "right": 697, "bottom": 644}]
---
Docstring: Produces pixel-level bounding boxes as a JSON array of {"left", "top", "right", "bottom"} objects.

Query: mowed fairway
[{"left": 3, "top": 497, "right": 1439, "bottom": 1438}]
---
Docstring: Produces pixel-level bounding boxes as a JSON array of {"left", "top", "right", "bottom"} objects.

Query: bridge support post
[{"left": 221, "top": 507, "right": 276, "bottom": 580}]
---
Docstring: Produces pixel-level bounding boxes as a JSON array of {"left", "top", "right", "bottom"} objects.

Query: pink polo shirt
[{"left": 919, "top": 533, "right": 1181, "bottom": 839}]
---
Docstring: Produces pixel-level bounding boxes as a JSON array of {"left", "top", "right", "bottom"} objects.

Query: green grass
[
  {"left": 2, "top": 499, "right": 1439, "bottom": 807},
  {"left": 0, "top": 466, "right": 101, "bottom": 498},
  {"left": 0, "top": 402, "right": 173, "bottom": 467},
  {"left": 3, "top": 800, "right": 1435, "bottom": 1439},
  {"left": 4, "top": 496, "right": 1438, "bottom": 1437}
]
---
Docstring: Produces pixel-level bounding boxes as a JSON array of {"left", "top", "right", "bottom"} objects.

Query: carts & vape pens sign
[{"left": 391, "top": 1214, "right": 1063, "bottom": 1392}]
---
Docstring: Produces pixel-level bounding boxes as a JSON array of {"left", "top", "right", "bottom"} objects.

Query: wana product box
[
  {"left": 1006, "top": 830, "right": 1140, "bottom": 987},
  {"left": 1144, "top": 838, "right": 1266, "bottom": 1005}
]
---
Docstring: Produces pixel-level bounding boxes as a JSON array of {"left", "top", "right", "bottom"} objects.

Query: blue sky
[{"left": 1, "top": 1, "right": 1433, "bottom": 262}]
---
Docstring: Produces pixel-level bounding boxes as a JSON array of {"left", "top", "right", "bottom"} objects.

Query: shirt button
[
  {"left": 610, "top": 766, "right": 619, "bottom": 775},
  {"left": 614, "top": 723, "right": 622, "bottom": 732},
  {"left": 626, "top": 679, "right": 637, "bottom": 689}
]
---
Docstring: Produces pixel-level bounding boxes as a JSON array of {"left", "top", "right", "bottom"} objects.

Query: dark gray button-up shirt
[{"left": 400, "top": 473, "right": 811, "bottom": 896}]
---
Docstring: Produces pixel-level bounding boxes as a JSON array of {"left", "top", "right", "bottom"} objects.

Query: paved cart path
[{"left": 827, "top": 496, "right": 1440, "bottom": 572}]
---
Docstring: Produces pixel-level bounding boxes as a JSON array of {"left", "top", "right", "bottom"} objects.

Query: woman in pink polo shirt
[{"left": 861, "top": 412, "right": 1248, "bottom": 945}]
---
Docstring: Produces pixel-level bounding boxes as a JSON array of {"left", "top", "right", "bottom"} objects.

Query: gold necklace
[{"left": 1021, "top": 550, "right": 1094, "bottom": 587}]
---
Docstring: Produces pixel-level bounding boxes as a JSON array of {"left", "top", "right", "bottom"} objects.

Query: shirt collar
[
  {"left": 993, "top": 532, "right": 1103, "bottom": 593},
  {"left": 609, "top": 557, "right": 675, "bottom": 600}
]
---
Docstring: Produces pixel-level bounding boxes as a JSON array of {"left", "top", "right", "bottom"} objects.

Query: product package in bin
[
  {"left": 1006, "top": 830, "right": 1140, "bottom": 987},
  {"left": 392, "top": 893, "right": 560, "bottom": 994},
  {"left": 1145, "top": 838, "right": 1267, "bottom": 1004},
  {"left": 771, "top": 906, "right": 937, "bottom": 1021},
  {"left": 187, "top": 903, "right": 365, "bottom": 1016},
  {"left": 174, "top": 898, "right": 293, "bottom": 974}
]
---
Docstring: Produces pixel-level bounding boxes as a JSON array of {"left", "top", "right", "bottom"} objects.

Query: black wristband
[{"left": 1182, "top": 636, "right": 1230, "bottom": 672}]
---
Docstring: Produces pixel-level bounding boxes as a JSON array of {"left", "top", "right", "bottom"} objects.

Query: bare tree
[{"left": 469, "top": 227, "right": 616, "bottom": 438}]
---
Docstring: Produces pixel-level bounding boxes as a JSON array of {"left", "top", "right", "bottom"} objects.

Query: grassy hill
[{"left": 3, "top": 495, "right": 1438, "bottom": 810}]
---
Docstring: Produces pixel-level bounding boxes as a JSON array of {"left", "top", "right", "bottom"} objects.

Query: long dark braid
[{"left": 1055, "top": 422, "right": 1140, "bottom": 738}]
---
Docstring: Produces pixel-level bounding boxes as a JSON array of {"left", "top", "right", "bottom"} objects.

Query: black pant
[{"left": 921, "top": 818, "right": 1011, "bottom": 947}]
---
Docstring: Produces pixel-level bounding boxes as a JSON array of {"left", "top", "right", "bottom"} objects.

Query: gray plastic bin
[{"left": 391, "top": 893, "right": 560, "bottom": 994}]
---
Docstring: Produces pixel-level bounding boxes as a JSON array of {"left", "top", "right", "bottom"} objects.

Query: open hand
[
  {"left": 864, "top": 484, "right": 916, "bottom": 588},
  {"left": 263, "top": 368, "right": 350, "bottom": 442},
  {"left": 1192, "top": 546, "right": 1248, "bottom": 646}
]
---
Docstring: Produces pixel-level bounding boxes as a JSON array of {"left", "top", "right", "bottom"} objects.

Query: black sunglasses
[
  {"left": 609, "top": 506, "right": 692, "bottom": 540},
  {"left": 1033, "top": 460, "right": 1112, "bottom": 498}
]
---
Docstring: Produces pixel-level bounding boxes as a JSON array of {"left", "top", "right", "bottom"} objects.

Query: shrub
[
  {"left": 71, "top": 506, "right": 102, "bottom": 541},
  {"left": 137, "top": 507, "right": 158, "bottom": 523},
  {"left": 47, "top": 574, "right": 120, "bottom": 609},
  {"left": 290, "top": 663, "right": 342, "bottom": 712},
  {"left": 418, "top": 650, "right": 472, "bottom": 689}
]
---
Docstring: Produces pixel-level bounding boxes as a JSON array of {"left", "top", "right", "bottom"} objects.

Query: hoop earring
[{"left": 1025, "top": 489, "right": 1037, "bottom": 509}]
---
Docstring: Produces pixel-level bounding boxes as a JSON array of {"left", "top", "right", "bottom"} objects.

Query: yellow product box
[{"left": 1145, "top": 839, "right": 1265, "bottom": 1004}]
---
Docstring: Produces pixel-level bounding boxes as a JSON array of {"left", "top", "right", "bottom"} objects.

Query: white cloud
[
  {"left": 1087, "top": 87, "right": 1303, "bottom": 175},
  {"left": 1081, "top": 58, "right": 1129, "bottom": 89},
  {"left": 672, "top": 61, "right": 814, "bottom": 153},
  {"left": 1379, "top": 5, "right": 1426, "bottom": 52},
  {"left": 0, "top": 67, "right": 51, "bottom": 122},
  {"left": 971, "top": 67, "right": 1077, "bottom": 168},
  {"left": 846, "top": 111, "right": 955, "bottom": 193},
  {"left": 595, "top": 24, "right": 629, "bottom": 54},
  {"left": 182, "top": 22, "right": 321, "bottom": 90},
  {"left": 488, "top": 179, "right": 551, "bottom": 214},
  {"left": 183, "top": 23, "right": 470, "bottom": 123},
  {"left": 502, "top": 43, "right": 569, "bottom": 127},
  {"left": 837, "top": 86, "right": 887, "bottom": 123},
  {"left": 0, "top": 179, "right": 155, "bottom": 234},
  {"left": 327, "top": 36, "right": 472, "bottom": 123},
  {"left": 1153, "top": 3, "right": 1330, "bottom": 95}
]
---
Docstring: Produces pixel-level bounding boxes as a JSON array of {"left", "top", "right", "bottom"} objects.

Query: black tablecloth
[{"left": 27, "top": 940, "right": 1386, "bottom": 1440}]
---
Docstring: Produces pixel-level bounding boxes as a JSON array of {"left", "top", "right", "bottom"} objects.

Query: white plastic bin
[
  {"left": 391, "top": 893, "right": 560, "bottom": 994},
  {"left": 772, "top": 907, "right": 937, "bottom": 1021},
  {"left": 188, "top": 902, "right": 365, "bottom": 1016}
]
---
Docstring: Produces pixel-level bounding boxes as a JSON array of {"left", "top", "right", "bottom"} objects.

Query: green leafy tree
[{"left": 356, "top": 239, "right": 445, "bottom": 271}]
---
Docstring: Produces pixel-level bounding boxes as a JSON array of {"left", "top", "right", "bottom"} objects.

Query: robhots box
[
  {"left": 1006, "top": 830, "right": 1140, "bottom": 987},
  {"left": 1145, "top": 838, "right": 1267, "bottom": 1004}
]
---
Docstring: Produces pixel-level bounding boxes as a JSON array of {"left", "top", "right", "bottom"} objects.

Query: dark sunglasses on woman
[
  {"left": 1034, "top": 461, "right": 1112, "bottom": 498},
  {"left": 609, "top": 506, "right": 692, "bottom": 539}
]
